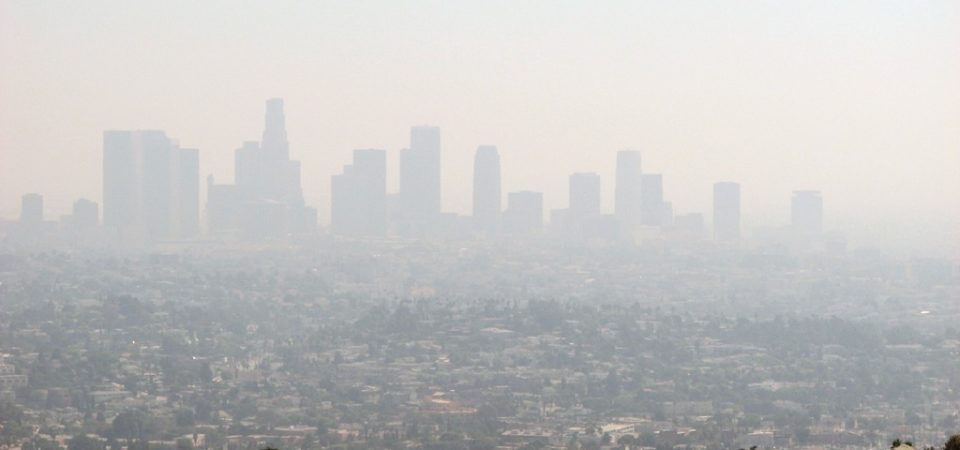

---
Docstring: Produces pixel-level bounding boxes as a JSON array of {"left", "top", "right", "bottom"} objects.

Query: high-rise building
[
  {"left": 262, "top": 98, "right": 290, "bottom": 160},
  {"left": 207, "top": 99, "right": 314, "bottom": 238},
  {"left": 615, "top": 150, "right": 642, "bottom": 233},
  {"left": 472, "top": 145, "right": 501, "bottom": 234},
  {"left": 173, "top": 147, "right": 200, "bottom": 238},
  {"left": 103, "top": 130, "right": 198, "bottom": 243},
  {"left": 504, "top": 191, "right": 543, "bottom": 236},
  {"left": 20, "top": 193, "right": 43, "bottom": 224},
  {"left": 641, "top": 173, "right": 664, "bottom": 226},
  {"left": 398, "top": 126, "right": 442, "bottom": 230},
  {"left": 331, "top": 149, "right": 387, "bottom": 236},
  {"left": 791, "top": 190, "right": 823, "bottom": 234},
  {"left": 559, "top": 172, "right": 603, "bottom": 240},
  {"left": 206, "top": 175, "right": 242, "bottom": 235},
  {"left": 713, "top": 182, "right": 741, "bottom": 241},
  {"left": 234, "top": 141, "right": 261, "bottom": 194}
]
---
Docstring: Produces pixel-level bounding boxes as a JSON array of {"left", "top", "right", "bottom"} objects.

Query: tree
[
  {"left": 111, "top": 410, "right": 154, "bottom": 441},
  {"left": 176, "top": 437, "right": 194, "bottom": 450},
  {"left": 945, "top": 434, "right": 960, "bottom": 450},
  {"left": 67, "top": 435, "right": 105, "bottom": 450}
]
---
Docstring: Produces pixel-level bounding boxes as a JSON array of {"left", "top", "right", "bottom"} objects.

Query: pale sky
[{"left": 1, "top": 1, "right": 958, "bottom": 254}]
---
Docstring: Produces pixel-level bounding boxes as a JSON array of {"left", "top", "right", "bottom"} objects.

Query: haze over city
[
  {"left": 1, "top": 1, "right": 958, "bottom": 255},
  {"left": 2, "top": 3, "right": 960, "bottom": 450}
]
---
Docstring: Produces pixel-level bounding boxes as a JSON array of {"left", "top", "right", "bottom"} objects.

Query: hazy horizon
[{"left": 2, "top": 1, "right": 958, "bottom": 255}]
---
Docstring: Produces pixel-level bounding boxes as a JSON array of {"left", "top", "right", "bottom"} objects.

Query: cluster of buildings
[
  {"left": 328, "top": 128, "right": 825, "bottom": 244},
  {"left": 5, "top": 98, "right": 828, "bottom": 249},
  {"left": 0, "top": 246, "right": 956, "bottom": 450}
]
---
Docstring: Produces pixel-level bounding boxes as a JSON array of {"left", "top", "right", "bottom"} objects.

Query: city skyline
[
  {"left": 11, "top": 98, "right": 846, "bottom": 246},
  {"left": 2, "top": 4, "right": 959, "bottom": 449},
  {"left": 1, "top": 2, "right": 957, "bottom": 255}
]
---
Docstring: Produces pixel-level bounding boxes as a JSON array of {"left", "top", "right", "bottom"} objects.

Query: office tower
[
  {"left": 791, "top": 190, "right": 823, "bottom": 234},
  {"left": 206, "top": 176, "right": 242, "bottom": 234},
  {"left": 262, "top": 98, "right": 289, "bottom": 160},
  {"left": 103, "top": 130, "right": 170, "bottom": 241},
  {"left": 207, "top": 99, "right": 314, "bottom": 238},
  {"left": 173, "top": 147, "right": 200, "bottom": 238},
  {"left": 257, "top": 98, "right": 303, "bottom": 207},
  {"left": 20, "top": 193, "right": 43, "bottom": 224},
  {"left": 641, "top": 173, "right": 664, "bottom": 226},
  {"left": 103, "top": 130, "right": 199, "bottom": 243},
  {"left": 504, "top": 191, "right": 543, "bottom": 235},
  {"left": 713, "top": 182, "right": 741, "bottom": 241},
  {"left": 472, "top": 145, "right": 501, "bottom": 234},
  {"left": 661, "top": 201, "right": 674, "bottom": 226},
  {"left": 72, "top": 198, "right": 99, "bottom": 229},
  {"left": 615, "top": 150, "right": 642, "bottom": 232},
  {"left": 399, "top": 125, "right": 442, "bottom": 230},
  {"left": 331, "top": 149, "right": 387, "bottom": 236},
  {"left": 569, "top": 172, "right": 601, "bottom": 220},
  {"left": 234, "top": 141, "right": 261, "bottom": 193}
]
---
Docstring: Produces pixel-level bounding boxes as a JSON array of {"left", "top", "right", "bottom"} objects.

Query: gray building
[
  {"left": 472, "top": 145, "right": 501, "bottom": 234},
  {"left": 398, "top": 125, "right": 442, "bottom": 233},
  {"left": 20, "top": 193, "right": 43, "bottom": 224},
  {"left": 615, "top": 150, "right": 642, "bottom": 234},
  {"left": 208, "top": 99, "right": 315, "bottom": 239},
  {"left": 103, "top": 130, "right": 199, "bottom": 243},
  {"left": 332, "top": 149, "right": 387, "bottom": 236}
]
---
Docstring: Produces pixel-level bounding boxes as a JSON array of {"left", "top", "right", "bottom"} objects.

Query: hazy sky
[{"left": 1, "top": 1, "right": 958, "bottom": 253}]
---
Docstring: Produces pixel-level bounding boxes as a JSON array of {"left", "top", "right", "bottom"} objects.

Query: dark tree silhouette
[{"left": 945, "top": 434, "right": 960, "bottom": 450}]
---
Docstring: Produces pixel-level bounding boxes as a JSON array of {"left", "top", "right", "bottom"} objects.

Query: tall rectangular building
[
  {"left": 399, "top": 125, "right": 442, "bottom": 229},
  {"left": 713, "top": 182, "right": 741, "bottom": 241},
  {"left": 103, "top": 130, "right": 199, "bottom": 243},
  {"left": 208, "top": 98, "right": 313, "bottom": 238},
  {"left": 20, "top": 193, "right": 43, "bottom": 224},
  {"left": 791, "top": 190, "right": 823, "bottom": 234},
  {"left": 331, "top": 149, "right": 387, "bottom": 236},
  {"left": 174, "top": 147, "right": 200, "bottom": 238},
  {"left": 615, "top": 150, "right": 642, "bottom": 232},
  {"left": 472, "top": 145, "right": 501, "bottom": 234}
]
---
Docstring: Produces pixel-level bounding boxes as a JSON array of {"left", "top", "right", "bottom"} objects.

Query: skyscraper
[
  {"left": 641, "top": 173, "right": 664, "bottom": 227},
  {"left": 331, "top": 149, "right": 387, "bottom": 236},
  {"left": 206, "top": 175, "right": 242, "bottom": 235},
  {"left": 262, "top": 98, "right": 290, "bottom": 160},
  {"left": 472, "top": 145, "right": 501, "bottom": 234},
  {"left": 791, "top": 190, "right": 823, "bottom": 234},
  {"left": 398, "top": 126, "right": 441, "bottom": 231},
  {"left": 713, "top": 182, "right": 741, "bottom": 241},
  {"left": 20, "top": 193, "right": 43, "bottom": 224},
  {"left": 173, "top": 146, "right": 200, "bottom": 238},
  {"left": 615, "top": 150, "right": 642, "bottom": 234},
  {"left": 103, "top": 130, "right": 198, "bottom": 243},
  {"left": 504, "top": 191, "right": 543, "bottom": 236},
  {"left": 207, "top": 99, "right": 314, "bottom": 238}
]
